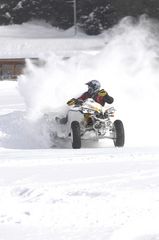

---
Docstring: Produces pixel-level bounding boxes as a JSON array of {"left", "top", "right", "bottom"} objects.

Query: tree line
[{"left": 0, "top": 0, "right": 159, "bottom": 35}]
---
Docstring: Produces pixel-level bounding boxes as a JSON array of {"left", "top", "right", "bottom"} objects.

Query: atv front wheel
[
  {"left": 71, "top": 121, "right": 81, "bottom": 149},
  {"left": 113, "top": 120, "right": 125, "bottom": 147}
]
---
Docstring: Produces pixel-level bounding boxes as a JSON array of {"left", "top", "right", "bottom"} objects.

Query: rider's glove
[
  {"left": 67, "top": 98, "right": 77, "bottom": 106},
  {"left": 67, "top": 98, "right": 83, "bottom": 106},
  {"left": 98, "top": 89, "right": 107, "bottom": 97}
]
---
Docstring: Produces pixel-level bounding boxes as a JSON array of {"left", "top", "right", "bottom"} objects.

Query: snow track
[
  {"left": 0, "top": 147, "right": 159, "bottom": 240},
  {"left": 0, "top": 81, "right": 159, "bottom": 239}
]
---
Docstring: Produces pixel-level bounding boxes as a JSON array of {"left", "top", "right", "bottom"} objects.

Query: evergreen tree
[
  {"left": 93, "top": 4, "right": 117, "bottom": 29},
  {"left": 12, "top": 0, "right": 35, "bottom": 24},
  {"left": 79, "top": 14, "right": 102, "bottom": 35},
  {"left": 51, "top": 0, "right": 74, "bottom": 29},
  {"left": 142, "top": 0, "right": 159, "bottom": 18},
  {"left": 79, "top": 0, "right": 117, "bottom": 35},
  {"left": 0, "top": 0, "right": 17, "bottom": 24},
  {"left": 11, "top": 0, "right": 74, "bottom": 29},
  {"left": 1, "top": 0, "right": 159, "bottom": 35}
]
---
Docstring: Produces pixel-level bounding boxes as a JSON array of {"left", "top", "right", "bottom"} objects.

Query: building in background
[{"left": 0, "top": 58, "right": 40, "bottom": 80}]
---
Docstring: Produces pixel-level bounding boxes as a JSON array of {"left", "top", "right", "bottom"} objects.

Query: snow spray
[{"left": 18, "top": 16, "right": 159, "bottom": 147}]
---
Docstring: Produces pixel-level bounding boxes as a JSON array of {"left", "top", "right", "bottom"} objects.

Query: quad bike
[{"left": 45, "top": 98, "right": 125, "bottom": 149}]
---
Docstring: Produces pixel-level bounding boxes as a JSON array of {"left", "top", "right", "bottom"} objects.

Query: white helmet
[{"left": 86, "top": 80, "right": 101, "bottom": 94}]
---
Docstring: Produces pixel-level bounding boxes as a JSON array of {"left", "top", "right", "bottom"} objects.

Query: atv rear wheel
[
  {"left": 113, "top": 120, "right": 125, "bottom": 147},
  {"left": 71, "top": 121, "right": 81, "bottom": 149}
]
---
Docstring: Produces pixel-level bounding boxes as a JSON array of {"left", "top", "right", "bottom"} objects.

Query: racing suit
[
  {"left": 67, "top": 89, "right": 114, "bottom": 106},
  {"left": 77, "top": 89, "right": 114, "bottom": 106}
]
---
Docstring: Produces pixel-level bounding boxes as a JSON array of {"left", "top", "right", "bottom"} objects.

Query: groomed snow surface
[{"left": 0, "top": 17, "right": 159, "bottom": 240}]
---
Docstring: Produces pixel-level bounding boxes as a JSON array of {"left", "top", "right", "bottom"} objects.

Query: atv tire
[
  {"left": 71, "top": 121, "right": 81, "bottom": 149},
  {"left": 113, "top": 120, "right": 125, "bottom": 147}
]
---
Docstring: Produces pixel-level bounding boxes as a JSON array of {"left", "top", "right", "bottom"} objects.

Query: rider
[
  {"left": 67, "top": 80, "right": 114, "bottom": 106},
  {"left": 56, "top": 80, "right": 114, "bottom": 124}
]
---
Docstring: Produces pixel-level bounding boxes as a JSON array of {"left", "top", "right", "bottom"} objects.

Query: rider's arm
[
  {"left": 78, "top": 92, "right": 89, "bottom": 101},
  {"left": 67, "top": 92, "right": 89, "bottom": 106}
]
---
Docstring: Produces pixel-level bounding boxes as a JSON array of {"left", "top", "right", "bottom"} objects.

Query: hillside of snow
[
  {"left": 0, "top": 17, "right": 159, "bottom": 240},
  {"left": 0, "top": 20, "right": 105, "bottom": 58}
]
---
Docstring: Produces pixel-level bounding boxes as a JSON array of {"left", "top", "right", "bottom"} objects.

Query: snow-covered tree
[
  {"left": 142, "top": 0, "right": 159, "bottom": 18},
  {"left": 11, "top": 0, "right": 74, "bottom": 28},
  {"left": 79, "top": 0, "right": 117, "bottom": 35},
  {"left": 12, "top": 0, "right": 35, "bottom": 24},
  {"left": 79, "top": 14, "right": 102, "bottom": 35},
  {"left": 1, "top": 0, "right": 159, "bottom": 35},
  {"left": 0, "top": 0, "right": 17, "bottom": 24}
]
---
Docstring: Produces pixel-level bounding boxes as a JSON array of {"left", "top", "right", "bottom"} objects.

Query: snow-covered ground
[
  {"left": 0, "top": 21, "right": 105, "bottom": 58},
  {"left": 0, "top": 18, "right": 159, "bottom": 239}
]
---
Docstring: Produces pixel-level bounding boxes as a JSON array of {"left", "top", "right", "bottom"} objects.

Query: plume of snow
[{"left": 18, "top": 16, "right": 159, "bottom": 147}]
